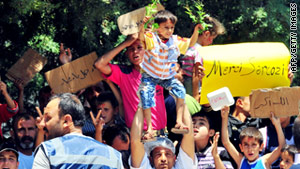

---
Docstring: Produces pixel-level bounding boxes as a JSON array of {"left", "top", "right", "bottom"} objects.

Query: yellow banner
[{"left": 200, "top": 42, "right": 291, "bottom": 104}]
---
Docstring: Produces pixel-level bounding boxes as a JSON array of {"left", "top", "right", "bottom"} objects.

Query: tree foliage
[{"left": 0, "top": 0, "right": 299, "bottom": 110}]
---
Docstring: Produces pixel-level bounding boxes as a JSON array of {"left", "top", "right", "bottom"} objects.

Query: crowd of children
[{"left": 0, "top": 6, "right": 299, "bottom": 169}]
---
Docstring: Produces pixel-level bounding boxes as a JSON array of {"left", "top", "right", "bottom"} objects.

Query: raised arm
[
  {"left": 90, "top": 110, "right": 105, "bottom": 143},
  {"left": 130, "top": 107, "right": 146, "bottom": 167},
  {"left": 264, "top": 112, "right": 286, "bottom": 166},
  {"left": 138, "top": 16, "right": 151, "bottom": 45},
  {"left": 94, "top": 33, "right": 138, "bottom": 75},
  {"left": 13, "top": 79, "right": 25, "bottom": 113},
  {"left": 59, "top": 43, "right": 72, "bottom": 65},
  {"left": 221, "top": 106, "right": 243, "bottom": 166},
  {"left": 192, "top": 63, "right": 205, "bottom": 102},
  {"left": 0, "top": 81, "right": 16, "bottom": 109},
  {"left": 212, "top": 132, "right": 226, "bottom": 169},
  {"left": 189, "top": 24, "right": 201, "bottom": 47},
  {"left": 35, "top": 107, "right": 45, "bottom": 147},
  {"left": 180, "top": 104, "right": 195, "bottom": 161}
]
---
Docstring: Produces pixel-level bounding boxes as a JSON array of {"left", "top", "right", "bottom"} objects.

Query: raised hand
[
  {"left": 195, "top": 63, "right": 205, "bottom": 80},
  {"left": 35, "top": 106, "right": 45, "bottom": 146},
  {"left": 211, "top": 132, "right": 220, "bottom": 157},
  {"left": 35, "top": 107, "right": 45, "bottom": 132},
  {"left": 288, "top": 65, "right": 294, "bottom": 85},
  {"left": 13, "top": 78, "right": 25, "bottom": 91},
  {"left": 270, "top": 112, "right": 280, "bottom": 126},
  {"left": 90, "top": 109, "right": 105, "bottom": 142},
  {"left": 59, "top": 43, "right": 72, "bottom": 65},
  {"left": 221, "top": 106, "right": 230, "bottom": 119},
  {"left": 124, "top": 33, "right": 138, "bottom": 47},
  {"left": 0, "top": 81, "right": 8, "bottom": 95},
  {"left": 194, "top": 23, "right": 203, "bottom": 33}
]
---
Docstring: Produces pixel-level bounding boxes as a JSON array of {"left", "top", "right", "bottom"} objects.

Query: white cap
[{"left": 144, "top": 137, "right": 175, "bottom": 157}]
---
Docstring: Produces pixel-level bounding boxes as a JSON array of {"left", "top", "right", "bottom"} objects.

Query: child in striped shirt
[{"left": 138, "top": 10, "right": 201, "bottom": 141}]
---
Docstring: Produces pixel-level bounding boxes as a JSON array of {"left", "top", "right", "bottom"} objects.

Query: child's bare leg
[
  {"left": 142, "top": 108, "right": 155, "bottom": 141},
  {"left": 171, "top": 98, "right": 189, "bottom": 134}
]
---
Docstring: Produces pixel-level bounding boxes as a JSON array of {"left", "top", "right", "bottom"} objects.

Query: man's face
[
  {"left": 111, "top": 135, "right": 130, "bottom": 151},
  {"left": 14, "top": 117, "right": 37, "bottom": 150},
  {"left": 239, "top": 136, "right": 263, "bottom": 162},
  {"left": 0, "top": 151, "right": 19, "bottom": 169},
  {"left": 42, "top": 98, "right": 65, "bottom": 140},
  {"left": 151, "top": 147, "right": 176, "bottom": 169},
  {"left": 126, "top": 40, "right": 144, "bottom": 66},
  {"left": 239, "top": 96, "right": 250, "bottom": 115},
  {"left": 192, "top": 116, "right": 214, "bottom": 141}
]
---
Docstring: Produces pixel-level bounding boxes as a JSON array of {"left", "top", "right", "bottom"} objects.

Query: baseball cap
[
  {"left": 144, "top": 137, "right": 175, "bottom": 157},
  {"left": 0, "top": 141, "right": 19, "bottom": 158}
]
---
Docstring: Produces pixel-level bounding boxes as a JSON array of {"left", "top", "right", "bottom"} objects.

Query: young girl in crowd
[{"left": 180, "top": 16, "right": 225, "bottom": 102}]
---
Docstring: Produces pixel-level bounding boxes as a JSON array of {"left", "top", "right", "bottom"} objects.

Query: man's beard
[{"left": 17, "top": 136, "right": 35, "bottom": 150}]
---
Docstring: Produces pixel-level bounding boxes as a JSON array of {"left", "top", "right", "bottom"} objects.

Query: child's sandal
[
  {"left": 171, "top": 127, "right": 189, "bottom": 134},
  {"left": 141, "top": 131, "right": 157, "bottom": 143}
]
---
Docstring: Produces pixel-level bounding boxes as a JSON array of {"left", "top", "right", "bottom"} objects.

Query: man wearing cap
[
  {"left": 130, "top": 106, "right": 197, "bottom": 169},
  {"left": 0, "top": 140, "right": 19, "bottom": 169},
  {"left": 32, "top": 93, "right": 124, "bottom": 168}
]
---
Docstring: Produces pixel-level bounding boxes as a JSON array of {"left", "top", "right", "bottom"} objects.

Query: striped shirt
[
  {"left": 141, "top": 32, "right": 190, "bottom": 79},
  {"left": 181, "top": 43, "right": 203, "bottom": 77}
]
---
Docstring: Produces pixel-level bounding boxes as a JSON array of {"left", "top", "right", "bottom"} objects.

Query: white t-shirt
[
  {"left": 129, "top": 147, "right": 197, "bottom": 169},
  {"left": 18, "top": 151, "right": 34, "bottom": 169}
]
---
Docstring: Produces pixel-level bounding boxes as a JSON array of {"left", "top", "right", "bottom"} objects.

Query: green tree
[{"left": 0, "top": 0, "right": 298, "bottom": 110}]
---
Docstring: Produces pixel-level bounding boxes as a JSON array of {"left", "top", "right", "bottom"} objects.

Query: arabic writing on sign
[
  {"left": 121, "top": 20, "right": 143, "bottom": 32},
  {"left": 61, "top": 68, "right": 95, "bottom": 85},
  {"left": 254, "top": 96, "right": 289, "bottom": 110}
]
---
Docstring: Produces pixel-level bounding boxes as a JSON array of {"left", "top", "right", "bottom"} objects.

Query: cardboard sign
[
  {"left": 6, "top": 49, "right": 47, "bottom": 85},
  {"left": 45, "top": 52, "right": 103, "bottom": 94},
  {"left": 117, "top": 4, "right": 164, "bottom": 35},
  {"left": 200, "top": 42, "right": 291, "bottom": 104},
  {"left": 250, "top": 87, "right": 300, "bottom": 118}
]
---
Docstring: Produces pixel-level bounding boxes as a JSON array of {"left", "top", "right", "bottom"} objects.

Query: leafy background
[{"left": 0, "top": 0, "right": 299, "bottom": 111}]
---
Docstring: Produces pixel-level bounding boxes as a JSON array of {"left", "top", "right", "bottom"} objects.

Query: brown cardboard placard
[
  {"left": 6, "top": 49, "right": 47, "bottom": 85},
  {"left": 249, "top": 87, "right": 300, "bottom": 118},
  {"left": 45, "top": 52, "right": 103, "bottom": 94},
  {"left": 117, "top": 4, "right": 164, "bottom": 35}
]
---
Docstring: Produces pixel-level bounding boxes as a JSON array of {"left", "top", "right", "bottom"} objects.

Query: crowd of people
[{"left": 0, "top": 9, "right": 299, "bottom": 169}]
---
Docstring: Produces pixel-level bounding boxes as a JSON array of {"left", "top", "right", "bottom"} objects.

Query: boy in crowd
[
  {"left": 260, "top": 116, "right": 296, "bottom": 169},
  {"left": 138, "top": 10, "right": 201, "bottom": 139},
  {"left": 0, "top": 140, "right": 19, "bottom": 169},
  {"left": 280, "top": 145, "right": 298, "bottom": 169},
  {"left": 221, "top": 106, "right": 285, "bottom": 168},
  {"left": 192, "top": 110, "right": 233, "bottom": 168}
]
